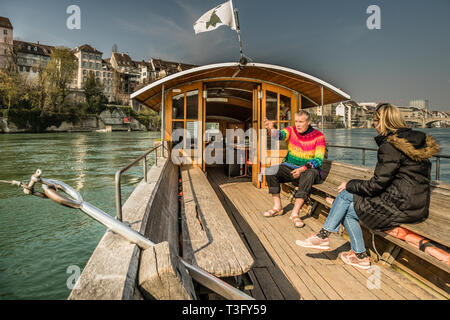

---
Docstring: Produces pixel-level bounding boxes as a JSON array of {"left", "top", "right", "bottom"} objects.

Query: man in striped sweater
[{"left": 263, "top": 110, "right": 326, "bottom": 228}]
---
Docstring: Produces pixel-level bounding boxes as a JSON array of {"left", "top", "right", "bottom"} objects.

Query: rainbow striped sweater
[{"left": 275, "top": 125, "right": 326, "bottom": 169}]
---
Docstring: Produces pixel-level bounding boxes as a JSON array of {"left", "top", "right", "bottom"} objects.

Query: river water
[{"left": 0, "top": 128, "right": 448, "bottom": 299}]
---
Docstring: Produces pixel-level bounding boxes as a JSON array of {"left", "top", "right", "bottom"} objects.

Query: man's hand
[
  {"left": 338, "top": 181, "right": 347, "bottom": 193},
  {"left": 264, "top": 117, "right": 275, "bottom": 131},
  {"left": 291, "top": 167, "right": 306, "bottom": 179}
]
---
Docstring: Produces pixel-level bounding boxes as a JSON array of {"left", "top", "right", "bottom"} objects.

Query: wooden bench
[
  {"left": 181, "top": 165, "right": 254, "bottom": 279},
  {"left": 284, "top": 159, "right": 450, "bottom": 276}
]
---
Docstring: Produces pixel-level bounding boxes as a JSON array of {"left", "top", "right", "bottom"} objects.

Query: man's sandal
[
  {"left": 263, "top": 208, "right": 284, "bottom": 217},
  {"left": 290, "top": 215, "right": 305, "bottom": 228}
]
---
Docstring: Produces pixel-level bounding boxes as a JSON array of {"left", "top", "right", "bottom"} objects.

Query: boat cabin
[{"left": 131, "top": 62, "right": 350, "bottom": 188}]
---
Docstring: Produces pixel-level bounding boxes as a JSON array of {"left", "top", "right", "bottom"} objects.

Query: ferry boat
[{"left": 67, "top": 62, "right": 450, "bottom": 300}]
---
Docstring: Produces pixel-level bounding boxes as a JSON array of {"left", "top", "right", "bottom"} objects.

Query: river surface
[{"left": 0, "top": 129, "right": 448, "bottom": 299}]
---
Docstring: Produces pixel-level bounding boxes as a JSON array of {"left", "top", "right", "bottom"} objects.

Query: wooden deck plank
[
  {"left": 252, "top": 267, "right": 285, "bottom": 300},
  {"left": 247, "top": 269, "right": 267, "bottom": 300},
  {"left": 205, "top": 167, "right": 442, "bottom": 300},
  {"left": 342, "top": 265, "right": 401, "bottom": 300},
  {"left": 313, "top": 264, "right": 379, "bottom": 300},
  {"left": 267, "top": 266, "right": 301, "bottom": 300},
  {"left": 381, "top": 265, "right": 439, "bottom": 300},
  {"left": 291, "top": 265, "right": 330, "bottom": 300},
  {"left": 281, "top": 266, "right": 316, "bottom": 300},
  {"left": 222, "top": 183, "right": 321, "bottom": 267},
  {"left": 302, "top": 265, "right": 343, "bottom": 300}
]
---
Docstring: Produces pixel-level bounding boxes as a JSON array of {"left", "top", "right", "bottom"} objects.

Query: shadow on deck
[{"left": 206, "top": 167, "right": 441, "bottom": 300}]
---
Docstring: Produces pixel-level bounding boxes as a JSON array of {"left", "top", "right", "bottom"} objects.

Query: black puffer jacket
[{"left": 346, "top": 128, "right": 440, "bottom": 231}]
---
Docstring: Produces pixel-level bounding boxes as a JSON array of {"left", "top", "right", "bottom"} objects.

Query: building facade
[
  {"left": 72, "top": 44, "right": 113, "bottom": 102},
  {"left": 409, "top": 99, "right": 429, "bottom": 110},
  {"left": 0, "top": 16, "right": 14, "bottom": 69},
  {"left": 14, "top": 40, "right": 53, "bottom": 80}
]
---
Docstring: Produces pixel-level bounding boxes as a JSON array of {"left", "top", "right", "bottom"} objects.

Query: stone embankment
[{"left": 0, "top": 108, "right": 146, "bottom": 133}]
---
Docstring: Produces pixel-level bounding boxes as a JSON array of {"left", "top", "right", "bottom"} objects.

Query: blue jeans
[{"left": 323, "top": 190, "right": 366, "bottom": 254}]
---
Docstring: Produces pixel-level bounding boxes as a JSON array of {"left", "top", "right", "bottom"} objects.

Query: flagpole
[{"left": 231, "top": 0, "right": 246, "bottom": 64}]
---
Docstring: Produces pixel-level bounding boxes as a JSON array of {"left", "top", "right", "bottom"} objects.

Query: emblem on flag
[{"left": 193, "top": 0, "right": 237, "bottom": 34}]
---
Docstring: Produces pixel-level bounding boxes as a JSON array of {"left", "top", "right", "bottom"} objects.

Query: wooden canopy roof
[{"left": 131, "top": 62, "right": 351, "bottom": 110}]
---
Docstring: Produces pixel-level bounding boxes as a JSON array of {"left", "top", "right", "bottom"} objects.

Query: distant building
[
  {"left": 72, "top": 44, "right": 113, "bottom": 102},
  {"left": 110, "top": 52, "right": 141, "bottom": 104},
  {"left": 150, "top": 58, "right": 197, "bottom": 80},
  {"left": 0, "top": 16, "right": 14, "bottom": 69},
  {"left": 14, "top": 40, "right": 53, "bottom": 80},
  {"left": 410, "top": 99, "right": 429, "bottom": 110},
  {"left": 134, "top": 60, "right": 153, "bottom": 85}
]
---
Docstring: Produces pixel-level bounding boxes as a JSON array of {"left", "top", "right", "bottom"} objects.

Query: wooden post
[
  {"left": 320, "top": 86, "right": 324, "bottom": 131},
  {"left": 138, "top": 241, "right": 196, "bottom": 300}
]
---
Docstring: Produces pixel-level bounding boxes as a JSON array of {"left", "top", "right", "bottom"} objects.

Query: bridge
[{"left": 404, "top": 117, "right": 450, "bottom": 128}]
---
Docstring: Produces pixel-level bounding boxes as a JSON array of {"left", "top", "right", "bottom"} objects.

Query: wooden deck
[{"left": 206, "top": 167, "right": 442, "bottom": 300}]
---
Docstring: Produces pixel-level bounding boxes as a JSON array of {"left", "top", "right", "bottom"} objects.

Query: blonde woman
[{"left": 296, "top": 103, "right": 440, "bottom": 269}]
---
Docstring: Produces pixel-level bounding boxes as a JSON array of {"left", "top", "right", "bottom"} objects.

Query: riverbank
[{"left": 0, "top": 108, "right": 147, "bottom": 133}]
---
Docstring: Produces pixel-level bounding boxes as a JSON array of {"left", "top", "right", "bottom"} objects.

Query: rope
[{"left": 371, "top": 231, "right": 384, "bottom": 262}]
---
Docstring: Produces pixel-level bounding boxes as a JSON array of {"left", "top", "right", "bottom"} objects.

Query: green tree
[
  {"left": 83, "top": 71, "right": 107, "bottom": 114},
  {"left": 45, "top": 47, "right": 77, "bottom": 113},
  {"left": 0, "top": 69, "right": 23, "bottom": 110}
]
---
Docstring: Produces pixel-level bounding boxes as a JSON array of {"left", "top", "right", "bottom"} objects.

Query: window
[
  {"left": 172, "top": 93, "right": 184, "bottom": 120},
  {"left": 3, "top": 29, "right": 7, "bottom": 35},
  {"left": 265, "top": 91, "right": 292, "bottom": 150},
  {"left": 96, "top": 63, "right": 100, "bottom": 70},
  {"left": 186, "top": 90, "right": 198, "bottom": 119},
  {"left": 103, "top": 72, "right": 106, "bottom": 77},
  {"left": 89, "top": 62, "right": 93, "bottom": 68},
  {"left": 266, "top": 91, "right": 277, "bottom": 120},
  {"left": 96, "top": 71, "right": 100, "bottom": 76},
  {"left": 83, "top": 70, "right": 87, "bottom": 75}
]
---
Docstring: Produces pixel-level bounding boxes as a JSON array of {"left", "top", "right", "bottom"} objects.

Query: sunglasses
[{"left": 375, "top": 103, "right": 389, "bottom": 112}]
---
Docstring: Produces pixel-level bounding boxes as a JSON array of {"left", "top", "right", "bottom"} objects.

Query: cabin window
[
  {"left": 266, "top": 92, "right": 291, "bottom": 150},
  {"left": 172, "top": 93, "right": 184, "bottom": 119},
  {"left": 266, "top": 91, "right": 277, "bottom": 121},
  {"left": 186, "top": 121, "right": 199, "bottom": 149},
  {"left": 186, "top": 90, "right": 198, "bottom": 119},
  {"left": 280, "top": 94, "right": 291, "bottom": 121}
]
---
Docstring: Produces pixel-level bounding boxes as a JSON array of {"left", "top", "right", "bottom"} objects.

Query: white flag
[{"left": 193, "top": 0, "right": 237, "bottom": 34}]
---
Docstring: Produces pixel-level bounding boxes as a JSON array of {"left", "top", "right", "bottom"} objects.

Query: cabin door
[
  {"left": 165, "top": 83, "right": 204, "bottom": 167},
  {"left": 251, "top": 85, "right": 262, "bottom": 187},
  {"left": 256, "top": 83, "right": 297, "bottom": 188}
]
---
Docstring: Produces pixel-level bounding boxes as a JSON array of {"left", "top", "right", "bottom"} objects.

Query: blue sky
[{"left": 1, "top": 0, "right": 449, "bottom": 110}]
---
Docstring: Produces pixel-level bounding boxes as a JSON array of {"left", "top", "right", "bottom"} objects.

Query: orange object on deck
[
  {"left": 425, "top": 246, "right": 450, "bottom": 265},
  {"left": 385, "top": 227, "right": 412, "bottom": 240},
  {"left": 405, "top": 233, "right": 429, "bottom": 249}
]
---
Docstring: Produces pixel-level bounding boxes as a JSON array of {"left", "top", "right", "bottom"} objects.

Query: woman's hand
[{"left": 338, "top": 181, "right": 347, "bottom": 193}]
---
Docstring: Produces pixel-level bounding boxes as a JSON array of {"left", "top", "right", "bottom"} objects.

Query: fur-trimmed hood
[{"left": 386, "top": 128, "right": 440, "bottom": 162}]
